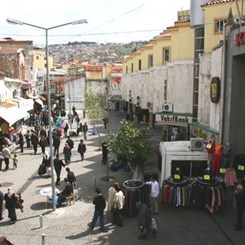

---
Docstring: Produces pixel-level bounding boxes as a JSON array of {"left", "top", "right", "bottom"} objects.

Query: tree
[
  {"left": 85, "top": 87, "right": 107, "bottom": 148},
  {"left": 107, "top": 120, "right": 152, "bottom": 169}
]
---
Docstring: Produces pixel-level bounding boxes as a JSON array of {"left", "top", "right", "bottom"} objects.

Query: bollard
[
  {"left": 41, "top": 233, "right": 45, "bottom": 245},
  {"left": 94, "top": 177, "right": 97, "bottom": 188},
  {"left": 78, "top": 188, "right": 82, "bottom": 200},
  {"left": 39, "top": 215, "right": 43, "bottom": 228}
]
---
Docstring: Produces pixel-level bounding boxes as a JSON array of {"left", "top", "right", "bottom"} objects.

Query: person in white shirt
[
  {"left": 145, "top": 175, "right": 160, "bottom": 214},
  {"left": 112, "top": 184, "right": 125, "bottom": 226}
]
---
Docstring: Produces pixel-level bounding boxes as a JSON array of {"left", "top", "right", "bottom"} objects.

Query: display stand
[
  {"left": 162, "top": 177, "right": 192, "bottom": 207},
  {"left": 122, "top": 180, "right": 150, "bottom": 217}
]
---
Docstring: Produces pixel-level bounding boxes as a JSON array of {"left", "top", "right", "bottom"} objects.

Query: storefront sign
[
  {"left": 235, "top": 31, "right": 245, "bottom": 46},
  {"left": 161, "top": 115, "right": 189, "bottom": 123},
  {"left": 192, "top": 124, "right": 219, "bottom": 142}
]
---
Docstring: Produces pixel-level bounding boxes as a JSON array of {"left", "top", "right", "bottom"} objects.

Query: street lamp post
[{"left": 7, "top": 17, "right": 87, "bottom": 210}]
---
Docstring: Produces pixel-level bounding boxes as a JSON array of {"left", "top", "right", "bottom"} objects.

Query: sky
[{"left": 0, "top": 0, "right": 190, "bottom": 46}]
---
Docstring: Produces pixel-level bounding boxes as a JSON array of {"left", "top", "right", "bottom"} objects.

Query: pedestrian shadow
[
  {"left": 65, "top": 228, "right": 91, "bottom": 240},
  {"left": 30, "top": 202, "right": 48, "bottom": 210}
]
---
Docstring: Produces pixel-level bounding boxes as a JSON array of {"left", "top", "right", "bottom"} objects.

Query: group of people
[{"left": 87, "top": 176, "right": 159, "bottom": 239}]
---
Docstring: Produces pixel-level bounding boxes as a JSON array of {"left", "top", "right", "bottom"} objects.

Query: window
[
  {"left": 131, "top": 63, "right": 134, "bottom": 72},
  {"left": 138, "top": 59, "right": 141, "bottom": 71},
  {"left": 162, "top": 48, "right": 170, "bottom": 65},
  {"left": 214, "top": 19, "right": 227, "bottom": 33},
  {"left": 164, "top": 80, "right": 167, "bottom": 101},
  {"left": 148, "top": 55, "right": 153, "bottom": 68}
]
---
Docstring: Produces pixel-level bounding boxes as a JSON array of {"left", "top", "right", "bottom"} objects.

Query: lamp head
[
  {"left": 71, "top": 19, "right": 88, "bottom": 25},
  {"left": 6, "top": 18, "right": 24, "bottom": 25}
]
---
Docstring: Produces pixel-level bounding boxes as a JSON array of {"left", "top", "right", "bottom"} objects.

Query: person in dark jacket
[
  {"left": 101, "top": 141, "right": 108, "bottom": 165},
  {"left": 64, "top": 123, "right": 69, "bottom": 138},
  {"left": 88, "top": 188, "right": 106, "bottom": 232},
  {"left": 31, "top": 130, "right": 39, "bottom": 154},
  {"left": 63, "top": 143, "right": 72, "bottom": 165},
  {"left": 25, "top": 130, "right": 31, "bottom": 148},
  {"left": 77, "top": 139, "right": 86, "bottom": 161},
  {"left": 54, "top": 154, "right": 65, "bottom": 185},
  {"left": 18, "top": 132, "right": 24, "bottom": 153},
  {"left": 234, "top": 184, "right": 245, "bottom": 231},
  {"left": 39, "top": 136, "right": 47, "bottom": 154},
  {"left": 136, "top": 202, "right": 152, "bottom": 239},
  {"left": 4, "top": 188, "right": 17, "bottom": 224},
  {"left": 53, "top": 135, "right": 61, "bottom": 155},
  {"left": 0, "top": 186, "right": 3, "bottom": 220},
  {"left": 66, "top": 136, "right": 74, "bottom": 149},
  {"left": 66, "top": 167, "right": 76, "bottom": 187},
  {"left": 56, "top": 178, "right": 73, "bottom": 207}
]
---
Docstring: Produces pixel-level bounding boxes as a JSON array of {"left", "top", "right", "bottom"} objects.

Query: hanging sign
[{"left": 210, "top": 77, "right": 221, "bottom": 103}]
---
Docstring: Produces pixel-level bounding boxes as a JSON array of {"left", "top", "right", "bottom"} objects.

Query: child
[{"left": 13, "top": 154, "right": 18, "bottom": 169}]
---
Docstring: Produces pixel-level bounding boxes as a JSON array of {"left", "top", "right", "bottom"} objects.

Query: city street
[{"left": 0, "top": 112, "right": 236, "bottom": 244}]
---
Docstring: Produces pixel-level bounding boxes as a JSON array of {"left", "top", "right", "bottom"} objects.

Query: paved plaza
[{"left": 0, "top": 112, "right": 244, "bottom": 244}]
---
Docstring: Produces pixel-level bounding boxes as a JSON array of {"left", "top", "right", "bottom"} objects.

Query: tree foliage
[
  {"left": 85, "top": 88, "right": 106, "bottom": 124},
  {"left": 107, "top": 120, "right": 152, "bottom": 167}
]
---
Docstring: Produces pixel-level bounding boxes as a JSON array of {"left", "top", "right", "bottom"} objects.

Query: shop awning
[
  {"left": 34, "top": 99, "right": 44, "bottom": 107},
  {"left": 0, "top": 107, "right": 30, "bottom": 125}
]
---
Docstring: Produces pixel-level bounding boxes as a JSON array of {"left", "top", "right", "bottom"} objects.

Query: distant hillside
[{"left": 49, "top": 41, "right": 147, "bottom": 65}]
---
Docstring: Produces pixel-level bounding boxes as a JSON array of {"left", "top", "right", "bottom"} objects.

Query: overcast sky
[{"left": 0, "top": 0, "right": 190, "bottom": 46}]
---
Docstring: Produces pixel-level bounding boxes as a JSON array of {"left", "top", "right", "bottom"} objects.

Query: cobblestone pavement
[{"left": 0, "top": 112, "right": 241, "bottom": 245}]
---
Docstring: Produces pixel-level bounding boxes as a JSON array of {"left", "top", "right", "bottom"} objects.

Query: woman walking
[{"left": 4, "top": 188, "right": 17, "bottom": 224}]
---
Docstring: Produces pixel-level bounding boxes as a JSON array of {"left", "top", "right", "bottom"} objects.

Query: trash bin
[{"left": 122, "top": 179, "right": 150, "bottom": 217}]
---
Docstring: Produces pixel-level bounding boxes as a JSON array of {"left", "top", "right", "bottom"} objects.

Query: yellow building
[
  {"left": 123, "top": 19, "right": 194, "bottom": 74},
  {"left": 202, "top": 0, "right": 245, "bottom": 53}
]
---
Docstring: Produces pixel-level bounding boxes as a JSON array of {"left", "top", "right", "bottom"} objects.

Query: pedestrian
[
  {"left": 54, "top": 154, "right": 65, "bottom": 186},
  {"left": 75, "top": 116, "right": 80, "bottom": 128},
  {"left": 136, "top": 202, "right": 152, "bottom": 239},
  {"left": 234, "top": 184, "right": 245, "bottom": 231},
  {"left": 107, "top": 182, "right": 118, "bottom": 221},
  {"left": 76, "top": 122, "right": 83, "bottom": 136},
  {"left": 42, "top": 151, "right": 51, "bottom": 176},
  {"left": 63, "top": 143, "right": 72, "bottom": 165},
  {"left": 64, "top": 123, "right": 69, "bottom": 138},
  {"left": 103, "top": 117, "right": 108, "bottom": 130},
  {"left": 2, "top": 145, "right": 11, "bottom": 171},
  {"left": 39, "top": 136, "right": 47, "bottom": 154},
  {"left": 83, "top": 109, "right": 86, "bottom": 118},
  {"left": 56, "top": 178, "right": 73, "bottom": 208},
  {"left": 66, "top": 167, "right": 76, "bottom": 187},
  {"left": 25, "top": 130, "right": 31, "bottom": 148},
  {"left": 18, "top": 132, "right": 24, "bottom": 153},
  {"left": 101, "top": 141, "right": 108, "bottom": 165},
  {"left": 77, "top": 139, "right": 86, "bottom": 161},
  {"left": 12, "top": 154, "right": 18, "bottom": 169},
  {"left": 53, "top": 134, "right": 61, "bottom": 155},
  {"left": 145, "top": 175, "right": 160, "bottom": 214},
  {"left": 0, "top": 185, "right": 3, "bottom": 220},
  {"left": 66, "top": 136, "right": 74, "bottom": 150},
  {"left": 112, "top": 183, "right": 125, "bottom": 227},
  {"left": 4, "top": 188, "right": 17, "bottom": 224},
  {"left": 39, "top": 127, "right": 47, "bottom": 139},
  {"left": 88, "top": 187, "right": 106, "bottom": 232},
  {"left": 83, "top": 122, "right": 88, "bottom": 140},
  {"left": 31, "top": 130, "right": 39, "bottom": 154}
]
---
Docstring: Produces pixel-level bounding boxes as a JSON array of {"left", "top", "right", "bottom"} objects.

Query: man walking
[
  {"left": 88, "top": 188, "right": 106, "bottom": 232},
  {"left": 54, "top": 154, "right": 65, "bottom": 186},
  {"left": 83, "top": 122, "right": 88, "bottom": 141},
  {"left": 66, "top": 167, "right": 76, "bottom": 187},
  {"left": 145, "top": 175, "right": 160, "bottom": 214},
  {"left": 2, "top": 145, "right": 11, "bottom": 171},
  {"left": 66, "top": 136, "right": 74, "bottom": 150},
  {"left": 31, "top": 130, "right": 39, "bottom": 154},
  {"left": 77, "top": 139, "right": 86, "bottom": 161}
]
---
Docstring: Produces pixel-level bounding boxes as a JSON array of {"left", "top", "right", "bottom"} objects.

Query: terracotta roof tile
[{"left": 202, "top": 0, "right": 234, "bottom": 7}]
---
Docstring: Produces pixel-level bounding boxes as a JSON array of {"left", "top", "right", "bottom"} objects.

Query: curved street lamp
[{"left": 7, "top": 17, "right": 88, "bottom": 210}]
